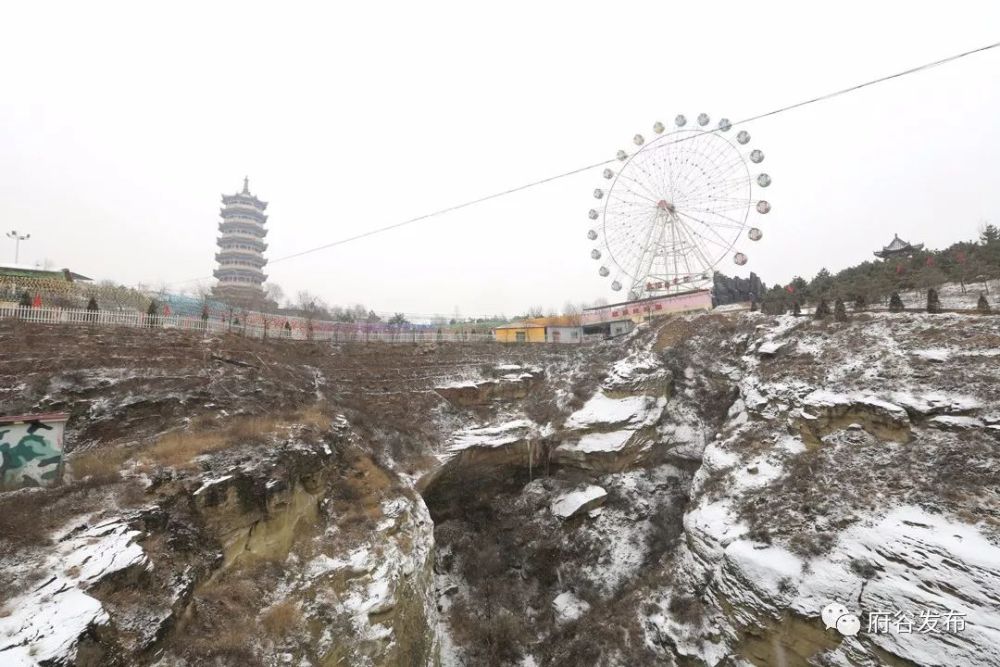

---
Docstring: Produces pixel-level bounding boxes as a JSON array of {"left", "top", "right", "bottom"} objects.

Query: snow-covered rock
[
  {"left": 0, "top": 519, "right": 147, "bottom": 666},
  {"left": 552, "top": 591, "right": 591, "bottom": 623},
  {"left": 550, "top": 485, "right": 608, "bottom": 519}
]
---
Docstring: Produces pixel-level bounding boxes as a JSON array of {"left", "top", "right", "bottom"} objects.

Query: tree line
[{"left": 757, "top": 224, "right": 999, "bottom": 313}]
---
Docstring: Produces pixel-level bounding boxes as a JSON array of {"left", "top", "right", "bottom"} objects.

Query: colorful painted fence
[
  {"left": 0, "top": 306, "right": 496, "bottom": 343},
  {"left": 582, "top": 289, "right": 713, "bottom": 325},
  {"left": 0, "top": 413, "right": 69, "bottom": 491}
]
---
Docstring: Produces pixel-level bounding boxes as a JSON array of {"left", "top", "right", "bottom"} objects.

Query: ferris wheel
[{"left": 587, "top": 114, "right": 771, "bottom": 300}]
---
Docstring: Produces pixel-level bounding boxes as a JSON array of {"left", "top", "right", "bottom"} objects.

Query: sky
[{"left": 1, "top": 1, "right": 998, "bottom": 319}]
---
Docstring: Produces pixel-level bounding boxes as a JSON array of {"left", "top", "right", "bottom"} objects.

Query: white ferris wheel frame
[{"left": 591, "top": 120, "right": 767, "bottom": 300}]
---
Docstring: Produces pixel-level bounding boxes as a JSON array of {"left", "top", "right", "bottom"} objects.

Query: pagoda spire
[{"left": 242, "top": 175, "right": 250, "bottom": 194}]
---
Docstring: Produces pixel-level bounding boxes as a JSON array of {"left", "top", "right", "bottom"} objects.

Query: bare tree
[
  {"left": 562, "top": 301, "right": 582, "bottom": 326},
  {"left": 264, "top": 282, "right": 285, "bottom": 308}
]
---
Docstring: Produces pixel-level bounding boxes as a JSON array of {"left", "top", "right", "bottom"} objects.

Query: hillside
[{"left": 1, "top": 310, "right": 998, "bottom": 666}]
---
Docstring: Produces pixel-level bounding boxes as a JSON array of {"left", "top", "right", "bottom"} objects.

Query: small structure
[
  {"left": 213, "top": 177, "right": 269, "bottom": 307},
  {"left": 494, "top": 322, "right": 547, "bottom": 343},
  {"left": 0, "top": 263, "right": 92, "bottom": 283},
  {"left": 582, "top": 289, "right": 712, "bottom": 327},
  {"left": 0, "top": 412, "right": 69, "bottom": 490},
  {"left": 582, "top": 318, "right": 634, "bottom": 339},
  {"left": 545, "top": 326, "right": 583, "bottom": 344},
  {"left": 874, "top": 234, "right": 924, "bottom": 259}
]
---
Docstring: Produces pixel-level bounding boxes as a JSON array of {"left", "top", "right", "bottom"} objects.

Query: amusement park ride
[{"left": 586, "top": 113, "right": 771, "bottom": 310}]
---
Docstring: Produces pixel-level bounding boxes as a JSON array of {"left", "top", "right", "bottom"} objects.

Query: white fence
[{"left": 0, "top": 306, "right": 497, "bottom": 343}]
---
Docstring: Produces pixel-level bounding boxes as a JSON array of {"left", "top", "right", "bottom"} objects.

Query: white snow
[
  {"left": 928, "top": 415, "right": 984, "bottom": 429},
  {"left": 552, "top": 592, "right": 591, "bottom": 623},
  {"left": 801, "top": 390, "right": 909, "bottom": 421},
  {"left": 792, "top": 506, "right": 1000, "bottom": 667},
  {"left": 448, "top": 419, "right": 534, "bottom": 453},
  {"left": 912, "top": 347, "right": 952, "bottom": 362},
  {"left": 193, "top": 474, "right": 233, "bottom": 495},
  {"left": 550, "top": 485, "right": 608, "bottom": 519},
  {"left": 724, "top": 540, "right": 803, "bottom": 598},
  {"left": 0, "top": 519, "right": 146, "bottom": 666},
  {"left": 564, "top": 392, "right": 658, "bottom": 429},
  {"left": 757, "top": 340, "right": 787, "bottom": 356},
  {"left": 889, "top": 391, "right": 982, "bottom": 416},
  {"left": 604, "top": 352, "right": 663, "bottom": 389},
  {"left": 557, "top": 429, "right": 635, "bottom": 454}
]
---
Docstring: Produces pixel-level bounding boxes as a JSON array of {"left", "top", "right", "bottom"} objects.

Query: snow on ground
[
  {"left": 0, "top": 519, "right": 147, "bottom": 666},
  {"left": 791, "top": 506, "right": 1000, "bottom": 667},
  {"left": 550, "top": 485, "right": 607, "bottom": 519},
  {"left": 552, "top": 591, "right": 591, "bottom": 624},
  {"left": 928, "top": 414, "right": 984, "bottom": 429},
  {"left": 193, "top": 474, "right": 234, "bottom": 496},
  {"left": 912, "top": 347, "right": 951, "bottom": 362},
  {"left": 801, "top": 390, "right": 909, "bottom": 422},
  {"left": 888, "top": 391, "right": 982, "bottom": 416},
  {"left": 447, "top": 418, "right": 535, "bottom": 454},
  {"left": 564, "top": 392, "right": 660, "bottom": 430},
  {"left": 659, "top": 310, "right": 1000, "bottom": 665},
  {"left": 556, "top": 429, "right": 635, "bottom": 454}
]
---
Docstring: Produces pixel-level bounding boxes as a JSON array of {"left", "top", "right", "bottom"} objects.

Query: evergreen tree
[
  {"left": 146, "top": 299, "right": 159, "bottom": 327},
  {"left": 927, "top": 288, "right": 942, "bottom": 314},
  {"left": 792, "top": 302, "right": 801, "bottom": 316},
  {"left": 749, "top": 299, "right": 759, "bottom": 312},
  {"left": 18, "top": 290, "right": 32, "bottom": 307},
  {"left": 889, "top": 292, "right": 904, "bottom": 313},
  {"left": 980, "top": 224, "right": 999, "bottom": 246},
  {"left": 814, "top": 298, "right": 831, "bottom": 319},
  {"left": 977, "top": 293, "right": 991, "bottom": 314},
  {"left": 86, "top": 296, "right": 99, "bottom": 311},
  {"left": 834, "top": 298, "right": 848, "bottom": 322},
  {"left": 853, "top": 294, "right": 866, "bottom": 311}
]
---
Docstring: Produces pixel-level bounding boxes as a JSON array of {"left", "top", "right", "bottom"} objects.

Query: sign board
[{"left": 0, "top": 413, "right": 69, "bottom": 491}]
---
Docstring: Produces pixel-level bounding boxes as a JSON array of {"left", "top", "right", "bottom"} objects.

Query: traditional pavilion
[
  {"left": 213, "top": 177, "right": 269, "bottom": 306},
  {"left": 874, "top": 234, "right": 924, "bottom": 259}
]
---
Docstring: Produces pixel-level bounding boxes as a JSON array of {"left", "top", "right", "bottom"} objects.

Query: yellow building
[{"left": 493, "top": 322, "right": 547, "bottom": 343}]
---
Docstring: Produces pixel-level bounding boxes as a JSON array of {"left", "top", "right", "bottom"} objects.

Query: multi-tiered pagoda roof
[
  {"left": 213, "top": 177, "right": 269, "bottom": 305},
  {"left": 874, "top": 233, "right": 924, "bottom": 259}
]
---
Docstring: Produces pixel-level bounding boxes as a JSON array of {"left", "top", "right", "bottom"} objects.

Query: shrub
[
  {"left": 260, "top": 600, "right": 301, "bottom": 637},
  {"left": 927, "top": 288, "right": 942, "bottom": 313},
  {"left": 889, "top": 292, "right": 904, "bottom": 312},
  {"left": 814, "top": 298, "right": 831, "bottom": 320},
  {"left": 834, "top": 299, "right": 848, "bottom": 322},
  {"left": 977, "top": 293, "right": 992, "bottom": 313}
]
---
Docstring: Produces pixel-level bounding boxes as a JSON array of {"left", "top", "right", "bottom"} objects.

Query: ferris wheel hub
[{"left": 656, "top": 199, "right": 675, "bottom": 213}]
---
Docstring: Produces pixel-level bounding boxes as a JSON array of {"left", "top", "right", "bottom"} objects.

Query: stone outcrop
[{"left": 713, "top": 271, "right": 766, "bottom": 306}]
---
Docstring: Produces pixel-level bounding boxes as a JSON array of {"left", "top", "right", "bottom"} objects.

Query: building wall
[
  {"left": 0, "top": 415, "right": 68, "bottom": 490},
  {"left": 545, "top": 326, "right": 582, "bottom": 343},
  {"left": 609, "top": 320, "right": 634, "bottom": 337},
  {"left": 582, "top": 289, "right": 712, "bottom": 325},
  {"left": 494, "top": 327, "right": 546, "bottom": 343}
]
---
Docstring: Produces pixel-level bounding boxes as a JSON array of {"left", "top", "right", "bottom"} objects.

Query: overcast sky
[{"left": 1, "top": 1, "right": 998, "bottom": 318}]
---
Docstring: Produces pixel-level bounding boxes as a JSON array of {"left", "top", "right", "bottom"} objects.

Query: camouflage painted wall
[{"left": 0, "top": 414, "right": 68, "bottom": 490}]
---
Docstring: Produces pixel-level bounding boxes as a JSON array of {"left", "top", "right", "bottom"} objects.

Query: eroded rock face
[
  {"left": 427, "top": 311, "right": 1000, "bottom": 666},
  {"left": 5, "top": 311, "right": 1000, "bottom": 666},
  {"left": 434, "top": 365, "right": 544, "bottom": 407},
  {"left": 647, "top": 312, "right": 1000, "bottom": 667}
]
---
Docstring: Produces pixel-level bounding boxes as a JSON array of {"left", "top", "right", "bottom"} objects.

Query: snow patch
[{"left": 550, "top": 485, "right": 608, "bottom": 519}]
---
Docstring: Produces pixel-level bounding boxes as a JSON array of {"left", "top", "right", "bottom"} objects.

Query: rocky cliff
[{"left": 1, "top": 311, "right": 998, "bottom": 666}]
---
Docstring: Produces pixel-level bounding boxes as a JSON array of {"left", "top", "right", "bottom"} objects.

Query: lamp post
[{"left": 6, "top": 230, "right": 30, "bottom": 264}]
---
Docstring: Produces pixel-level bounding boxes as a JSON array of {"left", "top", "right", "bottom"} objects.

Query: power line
[{"left": 171, "top": 38, "right": 1000, "bottom": 285}]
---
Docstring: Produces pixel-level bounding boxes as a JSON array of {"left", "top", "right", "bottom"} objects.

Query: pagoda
[
  {"left": 874, "top": 233, "right": 924, "bottom": 260},
  {"left": 213, "top": 177, "right": 269, "bottom": 306}
]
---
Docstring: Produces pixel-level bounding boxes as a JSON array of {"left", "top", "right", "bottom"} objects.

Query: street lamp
[{"left": 6, "top": 230, "right": 30, "bottom": 264}]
